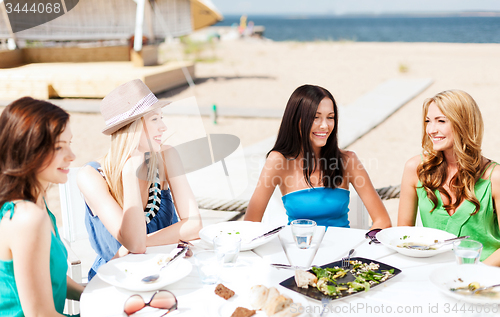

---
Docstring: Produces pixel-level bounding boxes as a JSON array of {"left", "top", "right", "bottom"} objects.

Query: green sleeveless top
[
  {"left": 0, "top": 201, "right": 68, "bottom": 316},
  {"left": 417, "top": 162, "right": 500, "bottom": 261}
]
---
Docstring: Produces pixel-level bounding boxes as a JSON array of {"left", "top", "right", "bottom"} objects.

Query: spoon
[
  {"left": 471, "top": 283, "right": 500, "bottom": 295},
  {"left": 451, "top": 282, "right": 500, "bottom": 295},
  {"left": 141, "top": 246, "right": 188, "bottom": 283},
  {"left": 406, "top": 236, "right": 470, "bottom": 250},
  {"left": 347, "top": 249, "right": 355, "bottom": 262}
]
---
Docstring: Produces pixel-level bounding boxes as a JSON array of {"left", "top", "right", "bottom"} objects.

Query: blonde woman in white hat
[{"left": 77, "top": 79, "right": 202, "bottom": 280}]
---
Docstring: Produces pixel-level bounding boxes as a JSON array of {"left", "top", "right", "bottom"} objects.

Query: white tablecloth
[{"left": 80, "top": 227, "right": 497, "bottom": 317}]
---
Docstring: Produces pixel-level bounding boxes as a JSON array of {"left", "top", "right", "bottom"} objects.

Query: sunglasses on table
[
  {"left": 124, "top": 290, "right": 177, "bottom": 316},
  {"left": 365, "top": 228, "right": 382, "bottom": 244}
]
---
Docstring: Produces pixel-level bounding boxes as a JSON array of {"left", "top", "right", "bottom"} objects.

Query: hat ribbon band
[{"left": 105, "top": 93, "right": 158, "bottom": 127}]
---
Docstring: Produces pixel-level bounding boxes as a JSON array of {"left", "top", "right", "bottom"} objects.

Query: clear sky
[{"left": 211, "top": 0, "right": 500, "bottom": 16}]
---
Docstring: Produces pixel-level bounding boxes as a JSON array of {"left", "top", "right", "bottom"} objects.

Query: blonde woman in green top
[
  {"left": 398, "top": 90, "right": 500, "bottom": 264},
  {"left": 0, "top": 97, "right": 84, "bottom": 316}
]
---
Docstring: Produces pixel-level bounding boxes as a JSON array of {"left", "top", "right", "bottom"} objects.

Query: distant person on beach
[
  {"left": 398, "top": 90, "right": 500, "bottom": 265},
  {"left": 244, "top": 84, "right": 392, "bottom": 229},
  {"left": 77, "top": 79, "right": 202, "bottom": 280},
  {"left": 0, "top": 97, "right": 83, "bottom": 316}
]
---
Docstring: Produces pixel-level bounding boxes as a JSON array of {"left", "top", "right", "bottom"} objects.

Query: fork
[
  {"left": 319, "top": 296, "right": 331, "bottom": 317},
  {"left": 341, "top": 249, "right": 355, "bottom": 268}
]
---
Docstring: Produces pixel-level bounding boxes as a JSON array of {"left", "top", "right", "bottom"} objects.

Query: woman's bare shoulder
[
  {"left": 487, "top": 159, "right": 500, "bottom": 183},
  {"left": 263, "top": 151, "right": 290, "bottom": 176},
  {"left": 267, "top": 150, "right": 287, "bottom": 161},
  {"left": 405, "top": 155, "right": 422, "bottom": 171},
  {"left": 6, "top": 201, "right": 48, "bottom": 230},
  {"left": 339, "top": 149, "right": 358, "bottom": 161},
  {"left": 77, "top": 164, "right": 108, "bottom": 192}
]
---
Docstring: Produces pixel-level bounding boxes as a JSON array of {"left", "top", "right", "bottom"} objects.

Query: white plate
[
  {"left": 376, "top": 226, "right": 456, "bottom": 258},
  {"left": 430, "top": 264, "right": 500, "bottom": 304},
  {"left": 199, "top": 221, "right": 279, "bottom": 251},
  {"left": 207, "top": 286, "right": 310, "bottom": 317},
  {"left": 97, "top": 253, "right": 192, "bottom": 291}
]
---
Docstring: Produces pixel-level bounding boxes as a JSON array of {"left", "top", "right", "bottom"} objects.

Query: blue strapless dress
[{"left": 282, "top": 187, "right": 350, "bottom": 228}]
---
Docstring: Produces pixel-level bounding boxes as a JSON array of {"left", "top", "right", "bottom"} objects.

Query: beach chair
[{"left": 59, "top": 167, "right": 89, "bottom": 314}]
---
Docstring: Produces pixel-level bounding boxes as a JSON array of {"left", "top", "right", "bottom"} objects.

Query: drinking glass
[
  {"left": 194, "top": 251, "right": 220, "bottom": 284},
  {"left": 291, "top": 219, "right": 317, "bottom": 249},
  {"left": 453, "top": 239, "right": 482, "bottom": 264},
  {"left": 213, "top": 236, "right": 241, "bottom": 267},
  {"left": 280, "top": 224, "right": 325, "bottom": 269}
]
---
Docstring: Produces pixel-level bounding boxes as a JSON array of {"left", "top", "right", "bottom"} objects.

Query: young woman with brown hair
[
  {"left": 244, "top": 84, "right": 391, "bottom": 229},
  {"left": 0, "top": 97, "right": 83, "bottom": 316}
]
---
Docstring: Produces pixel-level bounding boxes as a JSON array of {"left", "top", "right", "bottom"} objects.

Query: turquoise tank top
[
  {"left": 417, "top": 162, "right": 500, "bottom": 261},
  {"left": 0, "top": 201, "right": 68, "bottom": 316},
  {"left": 282, "top": 187, "right": 350, "bottom": 227}
]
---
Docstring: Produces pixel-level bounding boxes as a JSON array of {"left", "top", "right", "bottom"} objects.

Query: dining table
[{"left": 80, "top": 226, "right": 499, "bottom": 317}]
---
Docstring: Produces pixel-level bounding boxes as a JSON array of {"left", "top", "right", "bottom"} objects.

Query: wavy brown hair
[
  {"left": 0, "top": 97, "right": 69, "bottom": 208},
  {"left": 418, "top": 90, "right": 484, "bottom": 214},
  {"left": 269, "top": 84, "right": 343, "bottom": 189}
]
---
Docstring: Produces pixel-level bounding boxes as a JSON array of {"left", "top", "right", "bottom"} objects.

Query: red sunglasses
[{"left": 123, "top": 290, "right": 177, "bottom": 316}]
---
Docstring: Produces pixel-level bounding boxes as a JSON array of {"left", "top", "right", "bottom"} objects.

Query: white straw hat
[{"left": 100, "top": 79, "right": 171, "bottom": 135}]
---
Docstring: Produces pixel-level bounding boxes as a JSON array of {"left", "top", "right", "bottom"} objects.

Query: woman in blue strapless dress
[{"left": 244, "top": 84, "right": 392, "bottom": 229}]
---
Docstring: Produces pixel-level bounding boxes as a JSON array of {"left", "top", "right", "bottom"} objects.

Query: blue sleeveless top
[
  {"left": 282, "top": 187, "right": 350, "bottom": 228},
  {"left": 84, "top": 161, "right": 179, "bottom": 280}
]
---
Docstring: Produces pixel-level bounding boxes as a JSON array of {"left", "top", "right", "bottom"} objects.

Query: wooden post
[{"left": 145, "top": 0, "right": 155, "bottom": 44}]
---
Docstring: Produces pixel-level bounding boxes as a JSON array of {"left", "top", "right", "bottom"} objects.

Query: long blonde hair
[
  {"left": 102, "top": 119, "right": 158, "bottom": 208},
  {"left": 418, "top": 90, "right": 484, "bottom": 214}
]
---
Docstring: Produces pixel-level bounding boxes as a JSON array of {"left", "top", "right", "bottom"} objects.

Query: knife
[
  {"left": 270, "top": 263, "right": 315, "bottom": 270},
  {"left": 250, "top": 225, "right": 285, "bottom": 242}
]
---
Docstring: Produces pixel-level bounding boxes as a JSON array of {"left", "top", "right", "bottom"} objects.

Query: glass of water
[
  {"left": 291, "top": 219, "right": 317, "bottom": 249},
  {"left": 213, "top": 236, "right": 241, "bottom": 267},
  {"left": 453, "top": 239, "right": 482, "bottom": 264},
  {"left": 195, "top": 250, "right": 220, "bottom": 284}
]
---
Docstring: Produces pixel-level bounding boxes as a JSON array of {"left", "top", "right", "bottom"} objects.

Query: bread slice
[
  {"left": 272, "top": 303, "right": 303, "bottom": 317},
  {"left": 214, "top": 283, "right": 235, "bottom": 300},
  {"left": 249, "top": 285, "right": 269, "bottom": 310},
  {"left": 230, "top": 307, "right": 256, "bottom": 317},
  {"left": 264, "top": 295, "right": 293, "bottom": 316},
  {"left": 294, "top": 269, "right": 318, "bottom": 288}
]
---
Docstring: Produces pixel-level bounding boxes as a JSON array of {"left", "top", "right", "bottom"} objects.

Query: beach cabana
[
  {"left": 0, "top": 0, "right": 222, "bottom": 48},
  {"left": 0, "top": 0, "right": 223, "bottom": 99}
]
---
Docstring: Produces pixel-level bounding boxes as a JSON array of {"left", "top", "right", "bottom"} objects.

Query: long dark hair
[
  {"left": 0, "top": 97, "right": 70, "bottom": 208},
  {"left": 269, "top": 84, "right": 343, "bottom": 189}
]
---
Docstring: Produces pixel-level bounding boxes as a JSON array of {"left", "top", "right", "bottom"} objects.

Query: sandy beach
[{"left": 3, "top": 39, "right": 500, "bottom": 226}]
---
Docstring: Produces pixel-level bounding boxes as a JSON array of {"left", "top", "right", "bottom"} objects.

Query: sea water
[
  {"left": 216, "top": 16, "right": 500, "bottom": 43},
  {"left": 455, "top": 250, "right": 480, "bottom": 264}
]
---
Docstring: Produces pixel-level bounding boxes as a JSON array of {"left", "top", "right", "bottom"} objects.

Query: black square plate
[{"left": 279, "top": 257, "right": 402, "bottom": 301}]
